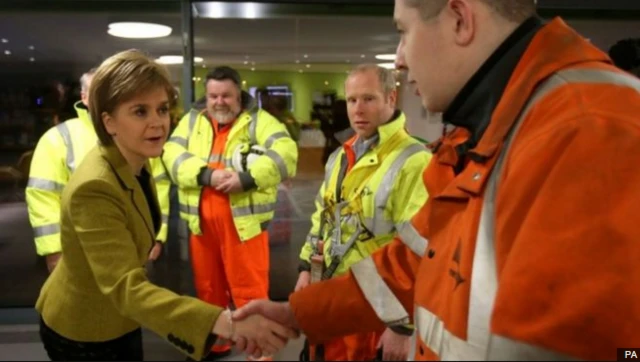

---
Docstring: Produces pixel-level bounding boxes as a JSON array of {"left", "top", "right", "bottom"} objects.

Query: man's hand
[
  {"left": 294, "top": 271, "right": 311, "bottom": 292},
  {"left": 46, "top": 252, "right": 62, "bottom": 273},
  {"left": 210, "top": 169, "right": 232, "bottom": 187},
  {"left": 148, "top": 241, "right": 163, "bottom": 261},
  {"left": 216, "top": 171, "right": 243, "bottom": 194},
  {"left": 376, "top": 328, "right": 410, "bottom": 361},
  {"left": 212, "top": 309, "right": 297, "bottom": 359},
  {"left": 232, "top": 300, "right": 300, "bottom": 356}
]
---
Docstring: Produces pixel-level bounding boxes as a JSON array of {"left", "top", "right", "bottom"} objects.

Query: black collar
[{"left": 443, "top": 17, "right": 543, "bottom": 153}]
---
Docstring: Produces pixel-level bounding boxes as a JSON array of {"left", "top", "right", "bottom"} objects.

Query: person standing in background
[
  {"left": 294, "top": 64, "right": 431, "bottom": 361},
  {"left": 162, "top": 66, "right": 298, "bottom": 361},
  {"left": 26, "top": 68, "right": 170, "bottom": 273}
]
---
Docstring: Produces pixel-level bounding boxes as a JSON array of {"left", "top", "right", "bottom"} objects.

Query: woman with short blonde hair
[{"left": 36, "top": 49, "right": 296, "bottom": 361}]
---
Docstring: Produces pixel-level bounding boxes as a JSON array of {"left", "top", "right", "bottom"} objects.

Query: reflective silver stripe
[
  {"left": 57, "top": 122, "right": 75, "bottom": 171},
  {"left": 231, "top": 202, "right": 276, "bottom": 217},
  {"left": 171, "top": 152, "right": 196, "bottom": 181},
  {"left": 187, "top": 109, "right": 198, "bottom": 139},
  {"left": 554, "top": 68, "right": 640, "bottom": 91},
  {"left": 168, "top": 136, "right": 188, "bottom": 148},
  {"left": 161, "top": 214, "right": 169, "bottom": 224},
  {"left": 27, "top": 177, "right": 64, "bottom": 192},
  {"left": 208, "top": 153, "right": 224, "bottom": 163},
  {"left": 154, "top": 173, "right": 169, "bottom": 182},
  {"left": 487, "top": 335, "right": 581, "bottom": 360},
  {"left": 415, "top": 307, "right": 578, "bottom": 360},
  {"left": 324, "top": 148, "right": 341, "bottom": 183},
  {"left": 306, "top": 233, "right": 320, "bottom": 245},
  {"left": 396, "top": 221, "right": 427, "bottom": 257},
  {"left": 351, "top": 257, "right": 410, "bottom": 326},
  {"left": 248, "top": 110, "right": 258, "bottom": 144},
  {"left": 265, "top": 149, "right": 288, "bottom": 179},
  {"left": 179, "top": 203, "right": 199, "bottom": 216},
  {"left": 416, "top": 306, "right": 480, "bottom": 359},
  {"left": 314, "top": 192, "right": 323, "bottom": 207},
  {"left": 33, "top": 223, "right": 60, "bottom": 238},
  {"left": 415, "top": 68, "right": 636, "bottom": 360},
  {"left": 265, "top": 131, "right": 288, "bottom": 148},
  {"left": 367, "top": 143, "right": 426, "bottom": 235}
]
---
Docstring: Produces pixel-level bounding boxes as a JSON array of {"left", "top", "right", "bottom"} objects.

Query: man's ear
[
  {"left": 388, "top": 89, "right": 398, "bottom": 108},
  {"left": 448, "top": 0, "right": 476, "bottom": 46}
]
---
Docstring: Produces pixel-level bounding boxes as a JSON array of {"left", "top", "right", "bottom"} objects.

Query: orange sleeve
[
  {"left": 290, "top": 236, "right": 422, "bottom": 344},
  {"left": 490, "top": 113, "right": 640, "bottom": 360}
]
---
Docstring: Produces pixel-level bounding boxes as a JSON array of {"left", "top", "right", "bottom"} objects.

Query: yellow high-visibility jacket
[{"left": 162, "top": 100, "right": 298, "bottom": 241}]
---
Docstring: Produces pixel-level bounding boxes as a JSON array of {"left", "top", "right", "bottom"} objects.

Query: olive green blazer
[{"left": 36, "top": 144, "right": 222, "bottom": 360}]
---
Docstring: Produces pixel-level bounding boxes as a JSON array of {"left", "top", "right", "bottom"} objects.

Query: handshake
[{"left": 213, "top": 300, "right": 299, "bottom": 359}]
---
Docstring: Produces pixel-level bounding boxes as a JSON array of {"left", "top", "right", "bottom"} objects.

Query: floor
[{"left": 0, "top": 157, "right": 324, "bottom": 361}]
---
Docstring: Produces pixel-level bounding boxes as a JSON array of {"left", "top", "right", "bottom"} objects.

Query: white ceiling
[{"left": 0, "top": 7, "right": 637, "bottom": 79}]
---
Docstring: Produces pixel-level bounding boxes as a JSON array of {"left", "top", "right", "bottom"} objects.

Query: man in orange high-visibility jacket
[{"left": 232, "top": 0, "right": 640, "bottom": 360}]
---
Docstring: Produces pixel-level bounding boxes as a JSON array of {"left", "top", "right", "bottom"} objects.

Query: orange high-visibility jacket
[{"left": 290, "top": 18, "right": 640, "bottom": 361}]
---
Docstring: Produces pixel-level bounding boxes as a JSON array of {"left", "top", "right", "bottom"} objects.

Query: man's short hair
[
  {"left": 347, "top": 64, "right": 397, "bottom": 96},
  {"left": 404, "top": 0, "right": 536, "bottom": 23},
  {"left": 205, "top": 66, "right": 242, "bottom": 89},
  {"left": 80, "top": 67, "right": 97, "bottom": 93}
]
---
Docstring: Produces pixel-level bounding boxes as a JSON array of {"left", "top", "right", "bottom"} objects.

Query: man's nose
[{"left": 395, "top": 41, "right": 406, "bottom": 70}]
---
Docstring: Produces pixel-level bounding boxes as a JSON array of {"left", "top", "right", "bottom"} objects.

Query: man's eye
[{"left": 135, "top": 109, "right": 146, "bottom": 117}]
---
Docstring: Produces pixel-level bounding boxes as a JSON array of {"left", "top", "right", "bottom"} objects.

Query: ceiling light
[
  {"left": 295, "top": 60, "right": 300, "bottom": 64},
  {"left": 4, "top": 50, "right": 10, "bottom": 55},
  {"left": 156, "top": 55, "right": 203, "bottom": 64},
  {"left": 360, "top": 54, "right": 366, "bottom": 58},
  {"left": 306, "top": 64, "right": 311, "bottom": 68},
  {"left": 28, "top": 45, "right": 35, "bottom": 50},
  {"left": 251, "top": 67, "right": 256, "bottom": 71},
  {"left": 375, "top": 54, "right": 396, "bottom": 61},
  {"left": 303, "top": 54, "right": 308, "bottom": 58},
  {"left": 1, "top": 39, "right": 7, "bottom": 43},
  {"left": 108, "top": 22, "right": 172, "bottom": 39},
  {"left": 378, "top": 63, "right": 396, "bottom": 70},
  {"left": 299, "top": 70, "right": 304, "bottom": 73},
  {"left": 197, "top": 2, "right": 268, "bottom": 19},
  {"left": 29, "top": 57, "right": 35, "bottom": 62}
]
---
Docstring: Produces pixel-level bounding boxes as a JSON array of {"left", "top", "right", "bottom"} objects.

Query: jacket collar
[
  {"left": 74, "top": 101, "right": 92, "bottom": 125},
  {"left": 443, "top": 17, "right": 542, "bottom": 152},
  {"left": 471, "top": 17, "right": 612, "bottom": 159},
  {"left": 436, "top": 17, "right": 613, "bottom": 199},
  {"left": 100, "top": 144, "right": 138, "bottom": 191},
  {"left": 100, "top": 144, "right": 156, "bottom": 238}
]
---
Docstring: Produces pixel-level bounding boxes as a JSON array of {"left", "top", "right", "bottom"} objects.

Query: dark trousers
[{"left": 39, "top": 318, "right": 144, "bottom": 361}]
